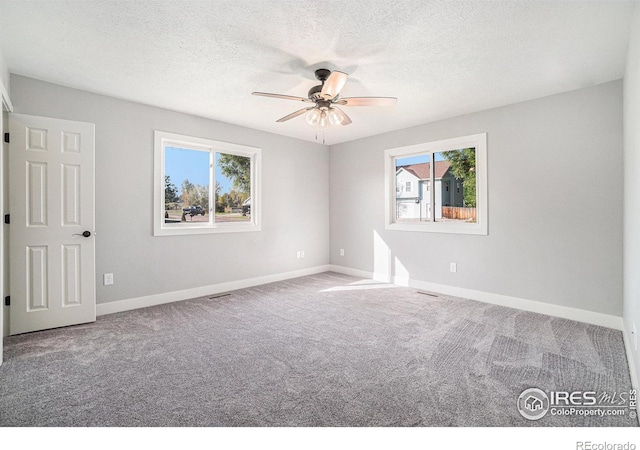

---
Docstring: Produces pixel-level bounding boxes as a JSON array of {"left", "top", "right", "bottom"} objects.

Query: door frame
[{"left": 0, "top": 77, "right": 13, "bottom": 366}]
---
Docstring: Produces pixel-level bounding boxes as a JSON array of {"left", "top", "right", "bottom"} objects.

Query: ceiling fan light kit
[
  {"left": 305, "top": 107, "right": 344, "bottom": 128},
  {"left": 252, "top": 68, "right": 397, "bottom": 131}
]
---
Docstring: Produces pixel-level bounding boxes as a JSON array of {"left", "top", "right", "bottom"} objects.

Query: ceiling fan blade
[
  {"left": 276, "top": 107, "right": 315, "bottom": 123},
  {"left": 320, "top": 71, "right": 348, "bottom": 100},
  {"left": 336, "top": 97, "right": 397, "bottom": 107},
  {"left": 334, "top": 107, "right": 352, "bottom": 125},
  {"left": 252, "top": 92, "right": 313, "bottom": 103}
]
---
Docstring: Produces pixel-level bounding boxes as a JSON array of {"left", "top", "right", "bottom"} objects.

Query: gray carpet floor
[{"left": 0, "top": 272, "right": 636, "bottom": 427}]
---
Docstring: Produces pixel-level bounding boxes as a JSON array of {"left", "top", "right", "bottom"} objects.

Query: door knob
[{"left": 73, "top": 231, "right": 92, "bottom": 238}]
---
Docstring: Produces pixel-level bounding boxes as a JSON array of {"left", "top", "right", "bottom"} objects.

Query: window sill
[
  {"left": 154, "top": 222, "right": 261, "bottom": 236},
  {"left": 385, "top": 221, "right": 487, "bottom": 235}
]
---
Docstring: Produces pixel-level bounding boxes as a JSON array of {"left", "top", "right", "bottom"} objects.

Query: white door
[{"left": 9, "top": 114, "right": 95, "bottom": 335}]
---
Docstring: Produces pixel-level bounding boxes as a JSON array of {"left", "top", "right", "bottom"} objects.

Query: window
[
  {"left": 154, "top": 131, "right": 261, "bottom": 236},
  {"left": 406, "top": 181, "right": 412, "bottom": 192},
  {"left": 384, "top": 133, "right": 487, "bottom": 235}
]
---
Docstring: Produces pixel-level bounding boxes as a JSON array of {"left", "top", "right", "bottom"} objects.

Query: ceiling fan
[{"left": 252, "top": 68, "right": 397, "bottom": 128}]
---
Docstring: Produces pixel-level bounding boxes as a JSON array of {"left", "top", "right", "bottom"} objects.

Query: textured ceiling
[{"left": 0, "top": 0, "right": 635, "bottom": 145}]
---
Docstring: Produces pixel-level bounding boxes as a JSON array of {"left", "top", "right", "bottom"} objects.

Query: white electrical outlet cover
[{"left": 103, "top": 273, "right": 114, "bottom": 286}]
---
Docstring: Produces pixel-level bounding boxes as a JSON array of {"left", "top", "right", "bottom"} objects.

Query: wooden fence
[{"left": 442, "top": 206, "right": 476, "bottom": 221}]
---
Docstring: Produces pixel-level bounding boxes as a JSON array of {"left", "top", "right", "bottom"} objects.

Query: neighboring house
[
  {"left": 242, "top": 197, "right": 251, "bottom": 215},
  {"left": 395, "top": 161, "right": 464, "bottom": 220}
]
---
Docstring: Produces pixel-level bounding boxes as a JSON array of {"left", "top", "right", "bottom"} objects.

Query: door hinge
[
  {"left": 3, "top": 214, "right": 8, "bottom": 224},
  {"left": 4, "top": 296, "right": 9, "bottom": 306},
  {"left": 3, "top": 132, "right": 8, "bottom": 143}
]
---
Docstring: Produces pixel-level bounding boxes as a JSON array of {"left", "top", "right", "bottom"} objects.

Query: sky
[
  {"left": 165, "top": 147, "right": 234, "bottom": 194},
  {"left": 396, "top": 152, "right": 447, "bottom": 167},
  {"left": 167, "top": 146, "right": 458, "bottom": 193}
]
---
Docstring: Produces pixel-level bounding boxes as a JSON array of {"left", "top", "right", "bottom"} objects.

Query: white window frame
[
  {"left": 154, "top": 131, "right": 261, "bottom": 236},
  {"left": 384, "top": 133, "right": 488, "bottom": 235}
]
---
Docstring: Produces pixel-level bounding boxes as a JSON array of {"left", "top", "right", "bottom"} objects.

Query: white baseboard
[
  {"left": 96, "top": 265, "right": 332, "bottom": 316},
  {"left": 99, "top": 262, "right": 625, "bottom": 330},
  {"left": 326, "top": 265, "right": 374, "bottom": 280},
  {"left": 622, "top": 319, "right": 640, "bottom": 390},
  {"left": 328, "top": 264, "right": 623, "bottom": 330}
]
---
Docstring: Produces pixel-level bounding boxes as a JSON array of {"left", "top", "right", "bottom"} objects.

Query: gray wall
[
  {"left": 0, "top": 51, "right": 7, "bottom": 93},
  {"left": 330, "top": 81, "right": 623, "bottom": 316},
  {"left": 624, "top": 5, "right": 640, "bottom": 382},
  {"left": 9, "top": 75, "right": 329, "bottom": 305},
  {"left": 0, "top": 33, "right": 9, "bottom": 93},
  {"left": 6, "top": 75, "right": 626, "bottom": 320}
]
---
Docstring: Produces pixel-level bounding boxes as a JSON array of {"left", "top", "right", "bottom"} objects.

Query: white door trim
[{"left": 0, "top": 77, "right": 13, "bottom": 366}]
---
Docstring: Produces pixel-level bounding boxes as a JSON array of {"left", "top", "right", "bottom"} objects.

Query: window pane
[
  {"left": 164, "top": 146, "right": 210, "bottom": 224},
  {"left": 435, "top": 148, "right": 477, "bottom": 223},
  {"left": 215, "top": 152, "right": 251, "bottom": 223},
  {"left": 395, "top": 154, "right": 431, "bottom": 222}
]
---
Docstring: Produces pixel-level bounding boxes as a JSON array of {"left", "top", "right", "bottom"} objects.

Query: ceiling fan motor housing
[
  {"left": 308, "top": 68, "right": 332, "bottom": 100},
  {"left": 308, "top": 84, "right": 323, "bottom": 101}
]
